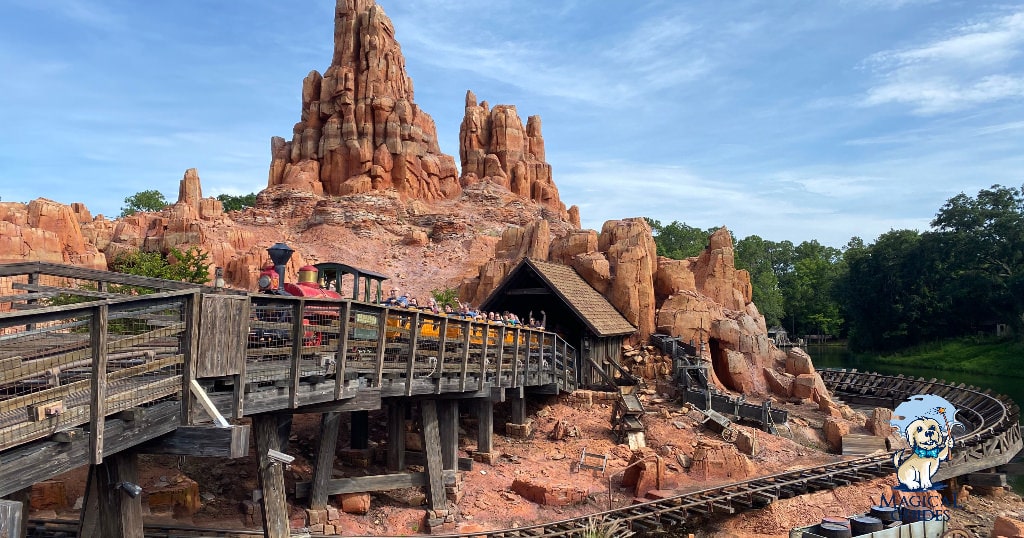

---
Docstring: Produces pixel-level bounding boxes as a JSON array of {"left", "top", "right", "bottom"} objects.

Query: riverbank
[{"left": 860, "top": 336, "right": 1024, "bottom": 378}]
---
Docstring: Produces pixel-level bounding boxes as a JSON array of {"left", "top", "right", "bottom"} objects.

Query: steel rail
[{"left": 27, "top": 369, "right": 1021, "bottom": 538}]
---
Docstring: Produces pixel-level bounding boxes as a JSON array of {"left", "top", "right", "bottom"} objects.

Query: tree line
[{"left": 648, "top": 184, "right": 1024, "bottom": 352}]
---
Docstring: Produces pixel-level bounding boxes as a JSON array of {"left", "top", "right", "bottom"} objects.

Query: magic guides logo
[{"left": 876, "top": 394, "right": 964, "bottom": 521}]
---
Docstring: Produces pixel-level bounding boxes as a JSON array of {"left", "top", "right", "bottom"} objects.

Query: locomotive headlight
[{"left": 258, "top": 274, "right": 272, "bottom": 290}]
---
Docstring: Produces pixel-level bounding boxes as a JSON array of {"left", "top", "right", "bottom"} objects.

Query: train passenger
[{"left": 427, "top": 297, "right": 440, "bottom": 314}]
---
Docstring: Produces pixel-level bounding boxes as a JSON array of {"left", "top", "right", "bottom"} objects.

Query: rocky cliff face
[
  {"left": 459, "top": 91, "right": 571, "bottom": 222},
  {"left": 267, "top": 0, "right": 460, "bottom": 202},
  {"left": 460, "top": 221, "right": 788, "bottom": 397}
]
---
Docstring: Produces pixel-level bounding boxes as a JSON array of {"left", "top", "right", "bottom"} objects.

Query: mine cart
[{"left": 700, "top": 409, "right": 737, "bottom": 442}]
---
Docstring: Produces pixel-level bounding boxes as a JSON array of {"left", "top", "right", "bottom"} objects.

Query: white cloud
[{"left": 862, "top": 10, "right": 1024, "bottom": 114}]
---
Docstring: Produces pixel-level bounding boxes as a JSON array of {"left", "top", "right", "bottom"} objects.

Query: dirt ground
[{"left": 31, "top": 387, "right": 1022, "bottom": 537}]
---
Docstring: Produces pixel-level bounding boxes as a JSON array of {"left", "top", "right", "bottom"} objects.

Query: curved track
[{"left": 28, "top": 369, "right": 1022, "bottom": 538}]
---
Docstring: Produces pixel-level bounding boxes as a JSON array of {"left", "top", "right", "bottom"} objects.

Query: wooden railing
[{"left": 242, "top": 295, "right": 578, "bottom": 404}]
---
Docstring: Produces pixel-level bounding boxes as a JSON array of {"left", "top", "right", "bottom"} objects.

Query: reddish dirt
[{"left": 26, "top": 370, "right": 1022, "bottom": 537}]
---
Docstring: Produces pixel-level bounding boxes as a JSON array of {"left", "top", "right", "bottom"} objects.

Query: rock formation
[
  {"left": 267, "top": 0, "right": 460, "bottom": 201},
  {"left": 0, "top": 199, "right": 106, "bottom": 269},
  {"left": 459, "top": 91, "right": 568, "bottom": 219}
]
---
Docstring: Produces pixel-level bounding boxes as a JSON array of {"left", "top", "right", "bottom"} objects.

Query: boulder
[
  {"left": 992, "top": 515, "right": 1024, "bottom": 538},
  {"left": 867, "top": 407, "right": 896, "bottom": 437},
  {"left": 823, "top": 417, "right": 851, "bottom": 453},
  {"left": 338, "top": 493, "right": 370, "bottom": 514},
  {"left": 785, "top": 347, "right": 815, "bottom": 376},
  {"left": 510, "top": 478, "right": 588, "bottom": 507},
  {"left": 763, "top": 368, "right": 794, "bottom": 397}
]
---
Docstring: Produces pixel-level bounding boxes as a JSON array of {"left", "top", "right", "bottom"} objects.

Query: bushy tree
[
  {"left": 217, "top": 192, "right": 257, "bottom": 211},
  {"left": 734, "top": 235, "right": 785, "bottom": 327},
  {"left": 110, "top": 247, "right": 211, "bottom": 285},
  {"left": 645, "top": 218, "right": 720, "bottom": 260},
  {"left": 120, "top": 190, "right": 167, "bottom": 217}
]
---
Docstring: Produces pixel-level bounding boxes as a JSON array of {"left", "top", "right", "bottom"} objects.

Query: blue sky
[{"left": 2, "top": 1, "right": 1023, "bottom": 247}]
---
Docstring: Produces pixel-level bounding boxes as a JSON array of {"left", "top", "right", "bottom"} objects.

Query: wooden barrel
[
  {"left": 822, "top": 516, "right": 851, "bottom": 528},
  {"left": 869, "top": 505, "right": 898, "bottom": 523},
  {"left": 818, "top": 523, "right": 853, "bottom": 538},
  {"left": 849, "top": 516, "right": 884, "bottom": 535}
]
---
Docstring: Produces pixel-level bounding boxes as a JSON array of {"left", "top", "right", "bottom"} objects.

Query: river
[{"left": 806, "top": 343, "right": 1024, "bottom": 492}]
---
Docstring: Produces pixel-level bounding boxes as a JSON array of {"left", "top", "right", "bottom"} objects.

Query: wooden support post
[
  {"left": 253, "top": 414, "right": 289, "bottom": 538},
  {"left": 438, "top": 400, "right": 458, "bottom": 471},
  {"left": 477, "top": 397, "right": 494, "bottom": 456},
  {"left": 435, "top": 317, "right": 449, "bottom": 380},
  {"left": 511, "top": 391, "right": 526, "bottom": 425},
  {"left": 334, "top": 301, "right": 352, "bottom": 399},
  {"left": 288, "top": 300, "right": 305, "bottom": 409},
  {"left": 511, "top": 328, "right": 521, "bottom": 388},
  {"left": 2, "top": 487, "right": 30, "bottom": 538},
  {"left": 375, "top": 308, "right": 389, "bottom": 387},
  {"left": 310, "top": 412, "right": 341, "bottom": 510},
  {"left": 350, "top": 410, "right": 369, "bottom": 450},
  {"left": 89, "top": 304, "right": 109, "bottom": 465},
  {"left": 182, "top": 291, "right": 200, "bottom": 423},
  {"left": 479, "top": 326, "right": 489, "bottom": 386},
  {"left": 405, "top": 312, "right": 420, "bottom": 396},
  {"left": 78, "top": 451, "right": 143, "bottom": 538},
  {"left": 420, "top": 401, "right": 447, "bottom": 511},
  {"left": 387, "top": 400, "right": 407, "bottom": 472},
  {"left": 495, "top": 326, "right": 506, "bottom": 385},
  {"left": 459, "top": 320, "right": 471, "bottom": 391},
  {"left": 524, "top": 331, "right": 533, "bottom": 386}
]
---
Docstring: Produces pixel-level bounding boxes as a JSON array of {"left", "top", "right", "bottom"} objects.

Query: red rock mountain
[{"left": 0, "top": 0, "right": 806, "bottom": 401}]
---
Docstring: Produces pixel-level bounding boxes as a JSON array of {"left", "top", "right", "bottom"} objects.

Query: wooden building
[{"left": 480, "top": 258, "right": 636, "bottom": 388}]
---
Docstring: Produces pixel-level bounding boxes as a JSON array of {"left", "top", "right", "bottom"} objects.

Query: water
[{"left": 807, "top": 343, "right": 1024, "bottom": 492}]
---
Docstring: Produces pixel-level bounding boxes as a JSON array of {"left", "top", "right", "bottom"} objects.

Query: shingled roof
[{"left": 486, "top": 258, "right": 636, "bottom": 337}]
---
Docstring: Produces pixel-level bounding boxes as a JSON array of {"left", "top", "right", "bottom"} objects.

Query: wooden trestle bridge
[
  {"left": 0, "top": 262, "right": 581, "bottom": 537},
  {"left": 1, "top": 262, "right": 1021, "bottom": 538}
]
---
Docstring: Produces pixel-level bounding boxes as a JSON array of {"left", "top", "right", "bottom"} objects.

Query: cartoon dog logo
[{"left": 890, "top": 394, "right": 960, "bottom": 491}]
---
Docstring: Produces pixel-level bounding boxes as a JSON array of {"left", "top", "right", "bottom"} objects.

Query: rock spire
[
  {"left": 459, "top": 90, "right": 568, "bottom": 218},
  {"left": 268, "top": 0, "right": 460, "bottom": 200}
]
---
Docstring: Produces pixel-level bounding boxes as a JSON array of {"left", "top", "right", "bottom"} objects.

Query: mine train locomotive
[{"left": 251, "top": 243, "right": 345, "bottom": 348}]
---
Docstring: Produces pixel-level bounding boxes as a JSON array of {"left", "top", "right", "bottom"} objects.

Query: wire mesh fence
[{"left": 0, "top": 283, "right": 189, "bottom": 452}]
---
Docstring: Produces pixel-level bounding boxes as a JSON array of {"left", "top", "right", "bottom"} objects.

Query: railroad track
[{"left": 28, "top": 369, "right": 1021, "bottom": 537}]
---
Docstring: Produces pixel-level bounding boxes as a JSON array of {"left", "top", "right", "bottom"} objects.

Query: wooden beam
[
  {"left": 478, "top": 397, "right": 494, "bottom": 455},
  {"left": 438, "top": 400, "right": 458, "bottom": 471},
  {"left": 288, "top": 300, "right": 305, "bottom": 409},
  {"left": 387, "top": 401, "right": 406, "bottom": 472},
  {"left": 310, "top": 412, "right": 342, "bottom": 510},
  {"left": 189, "top": 379, "right": 230, "bottom": 427},
  {"left": 89, "top": 304, "right": 109, "bottom": 465},
  {"left": 420, "top": 400, "right": 446, "bottom": 511},
  {"left": 294, "top": 469, "right": 457, "bottom": 498},
  {"left": 253, "top": 414, "right": 289, "bottom": 538},
  {"left": 334, "top": 301, "right": 352, "bottom": 400},
  {"left": 406, "top": 311, "right": 420, "bottom": 396},
  {"left": 0, "top": 402, "right": 180, "bottom": 498},
  {"left": 0, "top": 491, "right": 28, "bottom": 538},
  {"left": 138, "top": 425, "right": 249, "bottom": 458},
  {"left": 78, "top": 451, "right": 143, "bottom": 538}
]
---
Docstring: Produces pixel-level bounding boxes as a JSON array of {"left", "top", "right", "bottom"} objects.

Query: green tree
[
  {"left": 645, "top": 218, "right": 719, "bottom": 259},
  {"left": 932, "top": 184, "right": 1024, "bottom": 333},
  {"left": 110, "top": 247, "right": 211, "bottom": 285},
  {"left": 120, "top": 190, "right": 168, "bottom": 217},
  {"left": 431, "top": 287, "right": 459, "bottom": 309},
  {"left": 735, "top": 235, "right": 785, "bottom": 326},
  {"left": 780, "top": 240, "right": 843, "bottom": 338},
  {"left": 217, "top": 192, "right": 258, "bottom": 211}
]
